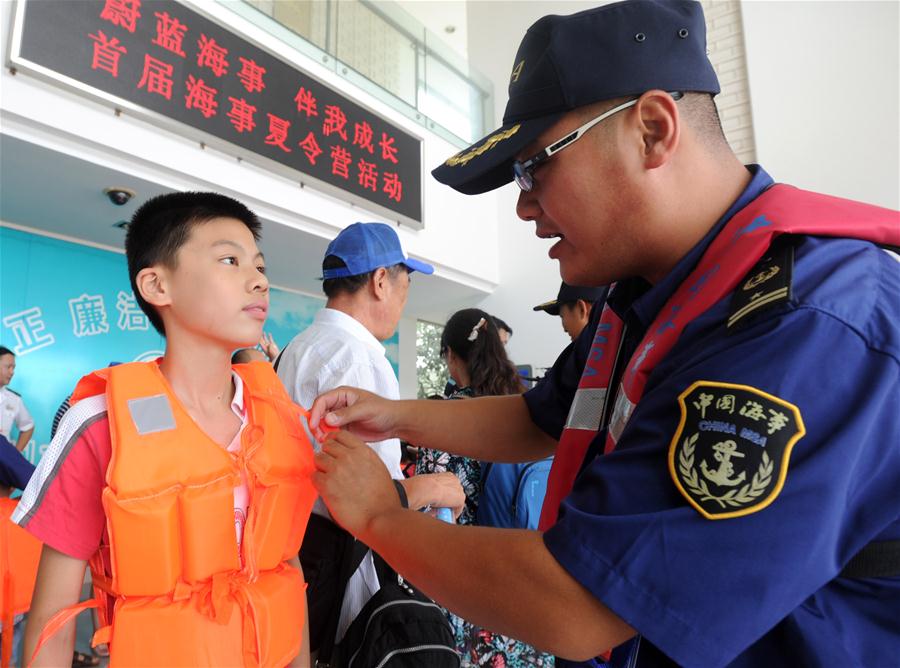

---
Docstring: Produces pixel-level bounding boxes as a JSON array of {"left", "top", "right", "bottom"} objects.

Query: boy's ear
[{"left": 135, "top": 266, "right": 172, "bottom": 308}]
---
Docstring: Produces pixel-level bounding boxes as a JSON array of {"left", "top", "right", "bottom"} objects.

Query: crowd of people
[{"left": 1, "top": 1, "right": 897, "bottom": 667}]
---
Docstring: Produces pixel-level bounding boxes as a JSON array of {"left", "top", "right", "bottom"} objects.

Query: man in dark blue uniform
[{"left": 308, "top": 2, "right": 900, "bottom": 666}]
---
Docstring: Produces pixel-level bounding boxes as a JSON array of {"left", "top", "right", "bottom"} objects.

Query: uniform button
[{"left": 634, "top": 32, "right": 646, "bottom": 42}]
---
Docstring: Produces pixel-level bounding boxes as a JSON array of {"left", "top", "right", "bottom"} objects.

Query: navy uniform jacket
[{"left": 524, "top": 166, "right": 900, "bottom": 667}]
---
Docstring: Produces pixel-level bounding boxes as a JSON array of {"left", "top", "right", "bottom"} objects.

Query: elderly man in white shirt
[{"left": 277, "top": 222, "right": 464, "bottom": 652}]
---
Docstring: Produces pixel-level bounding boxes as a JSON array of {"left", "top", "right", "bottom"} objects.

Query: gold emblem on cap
[
  {"left": 444, "top": 125, "right": 521, "bottom": 167},
  {"left": 510, "top": 59, "right": 525, "bottom": 83}
]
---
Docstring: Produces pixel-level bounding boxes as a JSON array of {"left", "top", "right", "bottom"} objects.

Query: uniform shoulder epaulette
[
  {"left": 727, "top": 235, "right": 796, "bottom": 332},
  {"left": 4, "top": 387, "right": 21, "bottom": 397}
]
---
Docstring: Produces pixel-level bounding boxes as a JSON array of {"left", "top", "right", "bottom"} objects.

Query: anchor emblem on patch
[{"left": 668, "top": 381, "right": 805, "bottom": 520}]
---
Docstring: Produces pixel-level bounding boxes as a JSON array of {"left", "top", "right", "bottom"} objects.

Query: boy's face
[{"left": 159, "top": 217, "right": 268, "bottom": 349}]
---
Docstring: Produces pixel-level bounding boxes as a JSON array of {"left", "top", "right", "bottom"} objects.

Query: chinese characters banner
[{"left": 13, "top": 0, "right": 423, "bottom": 224}]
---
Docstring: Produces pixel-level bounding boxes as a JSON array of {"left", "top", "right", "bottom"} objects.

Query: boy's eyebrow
[{"left": 212, "top": 239, "right": 265, "bottom": 261}]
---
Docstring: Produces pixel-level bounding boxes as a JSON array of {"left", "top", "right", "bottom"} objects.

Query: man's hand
[
  {"left": 313, "top": 430, "right": 403, "bottom": 537},
  {"left": 309, "top": 387, "right": 400, "bottom": 442}
]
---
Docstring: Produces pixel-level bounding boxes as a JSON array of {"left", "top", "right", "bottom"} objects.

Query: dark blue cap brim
[{"left": 431, "top": 113, "right": 565, "bottom": 195}]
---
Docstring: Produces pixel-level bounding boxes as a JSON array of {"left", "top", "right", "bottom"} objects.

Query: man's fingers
[
  {"left": 313, "top": 450, "right": 335, "bottom": 472},
  {"left": 309, "top": 388, "right": 354, "bottom": 430}
]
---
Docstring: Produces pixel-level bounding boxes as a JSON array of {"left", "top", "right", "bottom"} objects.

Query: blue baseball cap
[
  {"left": 322, "top": 222, "right": 434, "bottom": 279},
  {"left": 433, "top": 0, "right": 720, "bottom": 195}
]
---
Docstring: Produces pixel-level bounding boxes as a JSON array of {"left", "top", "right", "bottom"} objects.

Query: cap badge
[{"left": 444, "top": 124, "right": 521, "bottom": 167}]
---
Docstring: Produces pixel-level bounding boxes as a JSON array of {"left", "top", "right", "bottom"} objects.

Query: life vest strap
[{"left": 27, "top": 599, "right": 99, "bottom": 668}]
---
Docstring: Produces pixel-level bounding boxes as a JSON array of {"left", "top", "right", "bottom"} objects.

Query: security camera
[{"left": 104, "top": 187, "right": 136, "bottom": 206}]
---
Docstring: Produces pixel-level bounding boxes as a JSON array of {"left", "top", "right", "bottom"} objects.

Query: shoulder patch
[
  {"left": 727, "top": 236, "right": 794, "bottom": 332},
  {"left": 668, "top": 381, "right": 805, "bottom": 520},
  {"left": 5, "top": 387, "right": 21, "bottom": 397}
]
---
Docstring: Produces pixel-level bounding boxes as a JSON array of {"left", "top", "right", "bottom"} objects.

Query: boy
[{"left": 13, "top": 192, "right": 317, "bottom": 667}]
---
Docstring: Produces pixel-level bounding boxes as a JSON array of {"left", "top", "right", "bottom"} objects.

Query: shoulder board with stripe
[{"left": 727, "top": 235, "right": 795, "bottom": 333}]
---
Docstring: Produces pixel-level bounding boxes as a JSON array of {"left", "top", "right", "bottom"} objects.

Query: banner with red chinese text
[{"left": 9, "top": 0, "right": 423, "bottom": 225}]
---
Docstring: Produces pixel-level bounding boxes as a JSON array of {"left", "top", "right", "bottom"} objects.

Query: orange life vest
[
  {"left": 40, "top": 360, "right": 317, "bottom": 667},
  {"left": 1, "top": 497, "right": 42, "bottom": 668}
]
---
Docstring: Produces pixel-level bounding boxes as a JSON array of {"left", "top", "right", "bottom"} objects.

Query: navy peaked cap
[{"left": 433, "top": 0, "right": 720, "bottom": 195}]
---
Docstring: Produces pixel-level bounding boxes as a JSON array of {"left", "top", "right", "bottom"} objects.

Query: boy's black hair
[
  {"left": 0, "top": 346, "right": 14, "bottom": 357},
  {"left": 321, "top": 255, "right": 406, "bottom": 299},
  {"left": 125, "top": 192, "right": 261, "bottom": 335}
]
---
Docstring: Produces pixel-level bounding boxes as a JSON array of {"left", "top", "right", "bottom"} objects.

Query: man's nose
[{"left": 515, "top": 187, "right": 541, "bottom": 222}]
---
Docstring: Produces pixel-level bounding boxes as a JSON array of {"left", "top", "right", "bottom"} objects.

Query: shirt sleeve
[
  {"left": 13, "top": 397, "right": 110, "bottom": 561},
  {"left": 543, "top": 305, "right": 900, "bottom": 667},
  {"left": 523, "top": 302, "right": 603, "bottom": 439}
]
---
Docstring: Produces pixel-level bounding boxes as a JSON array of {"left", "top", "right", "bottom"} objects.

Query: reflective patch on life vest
[
  {"left": 127, "top": 394, "right": 176, "bottom": 435},
  {"left": 607, "top": 385, "right": 635, "bottom": 445},
  {"left": 669, "top": 381, "right": 805, "bottom": 520},
  {"left": 565, "top": 387, "right": 607, "bottom": 431}
]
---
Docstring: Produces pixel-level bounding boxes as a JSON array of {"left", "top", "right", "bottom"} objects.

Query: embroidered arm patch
[{"left": 668, "top": 381, "right": 805, "bottom": 520}]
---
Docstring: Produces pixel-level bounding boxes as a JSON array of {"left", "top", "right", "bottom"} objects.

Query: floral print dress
[{"left": 415, "top": 387, "right": 555, "bottom": 668}]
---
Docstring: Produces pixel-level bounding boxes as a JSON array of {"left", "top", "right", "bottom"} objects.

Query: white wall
[{"left": 742, "top": 0, "right": 899, "bottom": 209}]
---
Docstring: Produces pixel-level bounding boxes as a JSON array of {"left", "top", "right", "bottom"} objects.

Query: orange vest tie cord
[
  {"left": 34, "top": 360, "right": 318, "bottom": 667},
  {"left": 1, "top": 498, "right": 42, "bottom": 668}
]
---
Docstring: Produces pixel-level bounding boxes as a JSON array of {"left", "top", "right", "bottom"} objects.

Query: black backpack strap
[
  {"left": 316, "top": 483, "right": 408, "bottom": 665},
  {"left": 315, "top": 529, "right": 369, "bottom": 666},
  {"left": 272, "top": 345, "right": 286, "bottom": 372},
  {"left": 840, "top": 540, "right": 900, "bottom": 579}
]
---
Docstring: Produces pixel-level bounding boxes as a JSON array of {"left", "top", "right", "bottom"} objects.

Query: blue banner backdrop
[{"left": 0, "top": 226, "right": 399, "bottom": 465}]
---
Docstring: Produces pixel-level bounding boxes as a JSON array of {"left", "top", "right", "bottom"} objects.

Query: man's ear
[
  {"left": 135, "top": 266, "right": 172, "bottom": 308},
  {"left": 634, "top": 90, "right": 680, "bottom": 170},
  {"left": 370, "top": 267, "right": 389, "bottom": 301}
]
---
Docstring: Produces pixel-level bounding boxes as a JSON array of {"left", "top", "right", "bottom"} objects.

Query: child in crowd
[{"left": 13, "top": 192, "right": 317, "bottom": 667}]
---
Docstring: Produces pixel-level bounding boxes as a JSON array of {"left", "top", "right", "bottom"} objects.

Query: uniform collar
[{"left": 609, "top": 165, "right": 774, "bottom": 328}]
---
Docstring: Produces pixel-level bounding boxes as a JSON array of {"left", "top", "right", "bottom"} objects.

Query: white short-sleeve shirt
[
  {"left": 0, "top": 386, "right": 34, "bottom": 442},
  {"left": 277, "top": 307, "right": 403, "bottom": 479}
]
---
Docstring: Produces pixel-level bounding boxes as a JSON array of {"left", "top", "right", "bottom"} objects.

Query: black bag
[
  {"left": 310, "top": 494, "right": 460, "bottom": 668},
  {"left": 329, "top": 554, "right": 460, "bottom": 668}
]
